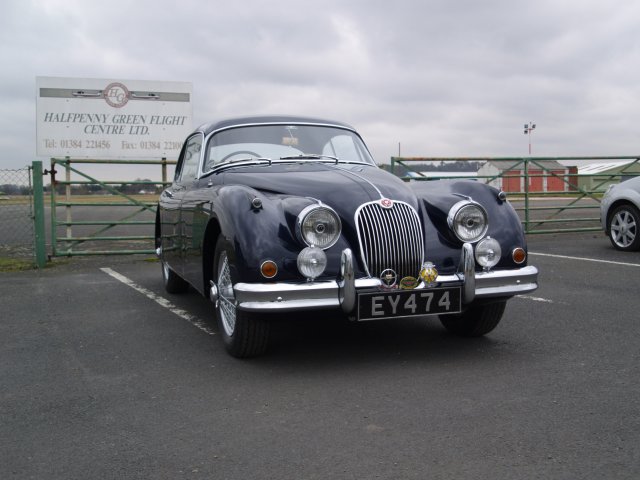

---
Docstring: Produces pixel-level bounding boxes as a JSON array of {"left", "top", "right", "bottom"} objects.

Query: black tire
[
  {"left": 608, "top": 204, "right": 640, "bottom": 251},
  {"left": 161, "top": 259, "right": 189, "bottom": 294},
  {"left": 213, "top": 237, "right": 270, "bottom": 358},
  {"left": 440, "top": 301, "right": 506, "bottom": 337}
]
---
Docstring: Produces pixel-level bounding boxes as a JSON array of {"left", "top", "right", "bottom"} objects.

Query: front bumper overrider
[{"left": 233, "top": 245, "right": 539, "bottom": 313}]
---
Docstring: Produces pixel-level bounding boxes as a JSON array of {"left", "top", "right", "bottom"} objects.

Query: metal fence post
[
  {"left": 50, "top": 158, "right": 58, "bottom": 257},
  {"left": 31, "top": 161, "right": 47, "bottom": 268}
]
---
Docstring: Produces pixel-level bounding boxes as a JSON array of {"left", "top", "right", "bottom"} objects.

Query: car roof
[{"left": 195, "top": 115, "right": 356, "bottom": 136}]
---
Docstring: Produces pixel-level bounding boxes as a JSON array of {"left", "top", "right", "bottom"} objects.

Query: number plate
[{"left": 357, "top": 287, "right": 461, "bottom": 321}]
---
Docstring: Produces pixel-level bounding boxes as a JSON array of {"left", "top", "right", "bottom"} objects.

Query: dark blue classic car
[{"left": 156, "top": 116, "right": 538, "bottom": 357}]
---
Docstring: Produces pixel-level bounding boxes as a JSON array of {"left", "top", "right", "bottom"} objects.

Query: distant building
[
  {"left": 477, "top": 160, "right": 571, "bottom": 193},
  {"left": 576, "top": 160, "right": 640, "bottom": 192}
]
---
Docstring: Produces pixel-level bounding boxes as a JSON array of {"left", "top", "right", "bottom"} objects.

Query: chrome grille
[{"left": 355, "top": 200, "right": 424, "bottom": 279}]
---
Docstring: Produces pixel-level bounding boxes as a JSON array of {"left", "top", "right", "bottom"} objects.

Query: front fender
[
  {"left": 410, "top": 180, "right": 527, "bottom": 273},
  {"left": 213, "top": 186, "right": 347, "bottom": 283}
]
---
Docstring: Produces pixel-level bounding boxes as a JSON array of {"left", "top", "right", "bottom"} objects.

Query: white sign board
[{"left": 36, "top": 76, "right": 193, "bottom": 159}]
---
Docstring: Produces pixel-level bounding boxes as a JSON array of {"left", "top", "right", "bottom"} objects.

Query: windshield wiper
[
  {"left": 279, "top": 153, "right": 339, "bottom": 163},
  {"left": 227, "top": 157, "right": 272, "bottom": 164}
]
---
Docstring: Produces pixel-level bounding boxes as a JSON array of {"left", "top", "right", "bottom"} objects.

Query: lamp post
[{"left": 524, "top": 122, "right": 536, "bottom": 155}]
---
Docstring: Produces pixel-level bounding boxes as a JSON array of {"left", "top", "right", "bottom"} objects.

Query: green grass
[{"left": 0, "top": 257, "right": 35, "bottom": 272}]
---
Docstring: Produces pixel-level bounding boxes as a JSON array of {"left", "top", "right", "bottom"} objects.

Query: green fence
[
  {"left": 9, "top": 155, "right": 640, "bottom": 267},
  {"left": 391, "top": 156, "right": 640, "bottom": 234},
  {"left": 45, "top": 157, "right": 175, "bottom": 257}
]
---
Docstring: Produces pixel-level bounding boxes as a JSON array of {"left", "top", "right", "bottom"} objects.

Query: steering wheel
[{"left": 220, "top": 150, "right": 262, "bottom": 162}]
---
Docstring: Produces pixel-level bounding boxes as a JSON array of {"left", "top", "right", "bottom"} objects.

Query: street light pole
[{"left": 524, "top": 122, "right": 536, "bottom": 155}]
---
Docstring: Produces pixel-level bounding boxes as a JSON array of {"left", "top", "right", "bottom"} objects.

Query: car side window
[{"left": 177, "top": 134, "right": 203, "bottom": 182}]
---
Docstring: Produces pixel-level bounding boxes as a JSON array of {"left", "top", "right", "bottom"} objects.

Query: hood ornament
[{"left": 380, "top": 198, "right": 393, "bottom": 209}]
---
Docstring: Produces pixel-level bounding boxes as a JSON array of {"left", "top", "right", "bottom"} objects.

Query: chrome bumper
[{"left": 233, "top": 246, "right": 539, "bottom": 313}]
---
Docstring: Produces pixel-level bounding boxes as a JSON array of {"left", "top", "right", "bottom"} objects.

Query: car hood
[{"left": 222, "top": 162, "right": 418, "bottom": 208}]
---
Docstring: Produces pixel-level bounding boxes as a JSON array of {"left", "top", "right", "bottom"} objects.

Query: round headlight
[
  {"left": 476, "top": 236, "right": 502, "bottom": 269},
  {"left": 448, "top": 201, "right": 488, "bottom": 243},
  {"left": 297, "top": 247, "right": 327, "bottom": 280},
  {"left": 297, "top": 205, "right": 341, "bottom": 249}
]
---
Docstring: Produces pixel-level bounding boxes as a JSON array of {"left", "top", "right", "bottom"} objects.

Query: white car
[{"left": 601, "top": 176, "right": 640, "bottom": 251}]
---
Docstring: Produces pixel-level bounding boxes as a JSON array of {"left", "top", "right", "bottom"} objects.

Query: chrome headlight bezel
[
  {"left": 296, "top": 204, "right": 342, "bottom": 249},
  {"left": 447, "top": 200, "right": 489, "bottom": 243}
]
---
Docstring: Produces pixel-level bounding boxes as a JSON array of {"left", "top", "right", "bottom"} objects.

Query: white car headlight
[
  {"left": 448, "top": 201, "right": 488, "bottom": 243},
  {"left": 297, "top": 205, "right": 341, "bottom": 249},
  {"left": 475, "top": 236, "right": 502, "bottom": 270}
]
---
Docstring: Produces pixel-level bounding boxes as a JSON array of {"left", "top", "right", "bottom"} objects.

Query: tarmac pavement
[{"left": 1, "top": 232, "right": 639, "bottom": 479}]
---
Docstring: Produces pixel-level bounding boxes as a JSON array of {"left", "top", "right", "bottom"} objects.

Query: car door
[{"left": 161, "top": 133, "right": 203, "bottom": 277}]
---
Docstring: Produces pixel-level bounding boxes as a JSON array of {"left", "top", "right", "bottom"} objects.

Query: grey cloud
[{"left": 2, "top": 0, "right": 640, "bottom": 169}]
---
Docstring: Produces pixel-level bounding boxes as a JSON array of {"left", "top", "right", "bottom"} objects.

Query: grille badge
[
  {"left": 380, "top": 198, "right": 393, "bottom": 208},
  {"left": 380, "top": 269, "right": 398, "bottom": 289}
]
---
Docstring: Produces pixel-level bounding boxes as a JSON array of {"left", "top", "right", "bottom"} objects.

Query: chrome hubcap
[
  {"left": 611, "top": 210, "right": 636, "bottom": 248},
  {"left": 217, "top": 251, "right": 236, "bottom": 337}
]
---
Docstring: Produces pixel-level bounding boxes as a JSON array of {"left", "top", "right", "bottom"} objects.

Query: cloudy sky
[{"left": 2, "top": 0, "right": 640, "bottom": 173}]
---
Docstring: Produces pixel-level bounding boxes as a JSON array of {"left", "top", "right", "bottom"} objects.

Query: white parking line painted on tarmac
[
  {"left": 100, "top": 267, "right": 216, "bottom": 336},
  {"left": 530, "top": 252, "right": 640, "bottom": 268},
  {"left": 518, "top": 295, "right": 553, "bottom": 303}
]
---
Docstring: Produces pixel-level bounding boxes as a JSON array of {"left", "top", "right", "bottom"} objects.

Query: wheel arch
[{"left": 202, "top": 217, "right": 222, "bottom": 295}]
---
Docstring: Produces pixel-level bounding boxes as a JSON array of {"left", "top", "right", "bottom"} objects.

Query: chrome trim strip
[{"left": 333, "top": 166, "right": 384, "bottom": 199}]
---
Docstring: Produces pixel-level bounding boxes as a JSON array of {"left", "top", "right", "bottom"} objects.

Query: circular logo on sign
[
  {"left": 103, "top": 82, "right": 130, "bottom": 108},
  {"left": 380, "top": 198, "right": 393, "bottom": 209}
]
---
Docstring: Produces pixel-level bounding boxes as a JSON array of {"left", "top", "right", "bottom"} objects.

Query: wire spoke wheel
[
  {"left": 217, "top": 251, "right": 236, "bottom": 337},
  {"left": 213, "top": 237, "right": 270, "bottom": 357}
]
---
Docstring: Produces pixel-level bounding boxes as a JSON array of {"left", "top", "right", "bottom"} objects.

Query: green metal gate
[{"left": 46, "top": 157, "right": 175, "bottom": 257}]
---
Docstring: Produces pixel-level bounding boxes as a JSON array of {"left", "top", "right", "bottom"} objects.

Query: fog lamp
[
  {"left": 475, "top": 237, "right": 502, "bottom": 270},
  {"left": 297, "top": 247, "right": 327, "bottom": 280}
]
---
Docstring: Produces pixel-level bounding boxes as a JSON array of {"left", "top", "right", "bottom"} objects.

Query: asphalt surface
[{"left": 1, "top": 232, "right": 639, "bottom": 479}]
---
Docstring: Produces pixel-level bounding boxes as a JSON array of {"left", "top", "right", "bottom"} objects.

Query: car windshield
[{"left": 203, "top": 124, "right": 375, "bottom": 171}]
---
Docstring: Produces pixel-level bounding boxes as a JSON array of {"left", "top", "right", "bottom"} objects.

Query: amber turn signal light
[
  {"left": 512, "top": 247, "right": 526, "bottom": 264},
  {"left": 260, "top": 260, "right": 278, "bottom": 279}
]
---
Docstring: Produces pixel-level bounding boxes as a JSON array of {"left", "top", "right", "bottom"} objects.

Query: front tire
[
  {"left": 608, "top": 204, "right": 640, "bottom": 251},
  {"left": 213, "top": 237, "right": 270, "bottom": 358},
  {"left": 440, "top": 301, "right": 506, "bottom": 337}
]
